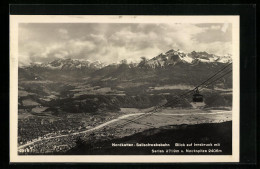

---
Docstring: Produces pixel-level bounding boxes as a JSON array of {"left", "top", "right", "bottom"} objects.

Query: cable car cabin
[{"left": 193, "top": 93, "right": 203, "bottom": 102}]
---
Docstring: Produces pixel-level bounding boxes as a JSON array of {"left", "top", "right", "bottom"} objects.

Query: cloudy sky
[{"left": 19, "top": 23, "right": 232, "bottom": 65}]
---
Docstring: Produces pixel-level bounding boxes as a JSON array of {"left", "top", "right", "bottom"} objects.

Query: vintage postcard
[{"left": 10, "top": 15, "right": 239, "bottom": 163}]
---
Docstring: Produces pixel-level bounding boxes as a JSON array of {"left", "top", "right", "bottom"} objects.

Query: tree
[
  {"left": 120, "top": 59, "right": 127, "bottom": 65},
  {"left": 138, "top": 56, "right": 147, "bottom": 68}
]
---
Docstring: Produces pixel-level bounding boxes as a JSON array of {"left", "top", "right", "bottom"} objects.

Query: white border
[{"left": 10, "top": 15, "right": 240, "bottom": 163}]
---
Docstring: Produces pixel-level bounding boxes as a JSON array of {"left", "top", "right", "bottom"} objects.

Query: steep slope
[{"left": 66, "top": 121, "right": 232, "bottom": 155}]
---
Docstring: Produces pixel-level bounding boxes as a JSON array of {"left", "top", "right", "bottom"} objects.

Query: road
[
  {"left": 18, "top": 110, "right": 231, "bottom": 150},
  {"left": 18, "top": 113, "right": 145, "bottom": 149}
]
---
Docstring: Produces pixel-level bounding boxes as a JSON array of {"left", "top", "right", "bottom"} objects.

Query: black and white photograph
[{"left": 10, "top": 15, "right": 240, "bottom": 163}]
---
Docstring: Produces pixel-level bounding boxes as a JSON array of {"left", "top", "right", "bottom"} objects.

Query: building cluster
[{"left": 18, "top": 113, "right": 122, "bottom": 154}]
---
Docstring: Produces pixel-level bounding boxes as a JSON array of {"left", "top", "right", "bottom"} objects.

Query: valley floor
[{"left": 18, "top": 107, "right": 232, "bottom": 155}]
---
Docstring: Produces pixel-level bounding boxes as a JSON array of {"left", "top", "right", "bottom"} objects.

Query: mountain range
[
  {"left": 18, "top": 49, "right": 233, "bottom": 114},
  {"left": 19, "top": 49, "right": 232, "bottom": 90},
  {"left": 20, "top": 49, "right": 232, "bottom": 71}
]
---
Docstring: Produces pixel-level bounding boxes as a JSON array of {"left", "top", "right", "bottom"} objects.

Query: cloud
[
  {"left": 210, "top": 25, "right": 221, "bottom": 30},
  {"left": 221, "top": 23, "right": 229, "bottom": 33},
  {"left": 18, "top": 23, "right": 232, "bottom": 65},
  {"left": 58, "top": 28, "right": 68, "bottom": 34},
  {"left": 57, "top": 28, "right": 69, "bottom": 39},
  {"left": 34, "top": 40, "right": 95, "bottom": 62}
]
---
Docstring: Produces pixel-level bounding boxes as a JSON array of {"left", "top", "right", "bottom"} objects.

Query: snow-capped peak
[
  {"left": 145, "top": 49, "right": 232, "bottom": 68},
  {"left": 26, "top": 58, "right": 106, "bottom": 70}
]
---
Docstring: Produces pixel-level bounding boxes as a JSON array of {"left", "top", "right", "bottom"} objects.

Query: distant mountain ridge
[
  {"left": 23, "top": 58, "right": 105, "bottom": 71},
  {"left": 20, "top": 49, "right": 232, "bottom": 70},
  {"left": 145, "top": 49, "right": 231, "bottom": 68},
  {"left": 19, "top": 49, "right": 232, "bottom": 89}
]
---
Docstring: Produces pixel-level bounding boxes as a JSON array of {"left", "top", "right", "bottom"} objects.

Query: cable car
[{"left": 192, "top": 88, "right": 203, "bottom": 102}]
